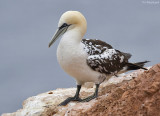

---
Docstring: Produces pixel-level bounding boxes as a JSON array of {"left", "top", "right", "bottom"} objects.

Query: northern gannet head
[{"left": 49, "top": 11, "right": 87, "bottom": 47}]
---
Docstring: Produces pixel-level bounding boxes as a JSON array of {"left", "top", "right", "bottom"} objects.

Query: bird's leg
[
  {"left": 58, "top": 85, "right": 82, "bottom": 106},
  {"left": 81, "top": 84, "right": 99, "bottom": 102}
]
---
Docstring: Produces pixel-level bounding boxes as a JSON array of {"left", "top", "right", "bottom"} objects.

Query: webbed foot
[
  {"left": 59, "top": 96, "right": 82, "bottom": 106},
  {"left": 81, "top": 93, "right": 98, "bottom": 102}
]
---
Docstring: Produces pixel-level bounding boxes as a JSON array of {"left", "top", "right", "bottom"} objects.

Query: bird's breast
[{"left": 57, "top": 41, "right": 87, "bottom": 74}]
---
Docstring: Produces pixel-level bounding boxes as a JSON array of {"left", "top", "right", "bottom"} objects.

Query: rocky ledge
[{"left": 2, "top": 64, "right": 160, "bottom": 116}]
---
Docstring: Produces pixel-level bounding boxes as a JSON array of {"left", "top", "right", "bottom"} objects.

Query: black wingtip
[{"left": 127, "top": 60, "right": 150, "bottom": 71}]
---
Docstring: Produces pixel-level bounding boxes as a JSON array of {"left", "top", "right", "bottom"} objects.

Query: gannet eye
[{"left": 59, "top": 23, "right": 71, "bottom": 30}]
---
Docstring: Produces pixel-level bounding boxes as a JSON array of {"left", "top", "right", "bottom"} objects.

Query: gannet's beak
[{"left": 48, "top": 24, "right": 70, "bottom": 47}]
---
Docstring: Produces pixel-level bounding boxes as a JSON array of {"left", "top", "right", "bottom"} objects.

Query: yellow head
[
  {"left": 58, "top": 11, "right": 87, "bottom": 34},
  {"left": 49, "top": 11, "right": 87, "bottom": 47}
]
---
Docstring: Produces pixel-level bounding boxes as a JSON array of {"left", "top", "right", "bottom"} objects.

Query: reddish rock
[
  {"left": 2, "top": 64, "right": 160, "bottom": 116},
  {"left": 67, "top": 64, "right": 160, "bottom": 116}
]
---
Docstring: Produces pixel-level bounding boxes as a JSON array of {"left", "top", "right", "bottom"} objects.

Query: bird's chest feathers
[{"left": 57, "top": 39, "right": 85, "bottom": 69}]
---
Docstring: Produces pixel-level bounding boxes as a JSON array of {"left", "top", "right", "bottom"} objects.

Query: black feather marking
[
  {"left": 81, "top": 39, "right": 147, "bottom": 75},
  {"left": 86, "top": 49, "right": 130, "bottom": 75},
  {"left": 127, "top": 61, "right": 150, "bottom": 70},
  {"left": 82, "top": 39, "right": 113, "bottom": 55},
  {"left": 59, "top": 23, "right": 71, "bottom": 30}
]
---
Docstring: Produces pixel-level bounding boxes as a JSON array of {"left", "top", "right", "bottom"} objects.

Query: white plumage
[
  {"left": 48, "top": 11, "right": 148, "bottom": 106},
  {"left": 57, "top": 31, "right": 105, "bottom": 85}
]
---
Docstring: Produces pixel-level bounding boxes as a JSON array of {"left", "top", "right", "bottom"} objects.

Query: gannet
[{"left": 49, "top": 11, "right": 149, "bottom": 106}]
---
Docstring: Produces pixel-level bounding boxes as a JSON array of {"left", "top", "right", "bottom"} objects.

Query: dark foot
[
  {"left": 81, "top": 93, "right": 98, "bottom": 102},
  {"left": 59, "top": 85, "right": 82, "bottom": 106},
  {"left": 81, "top": 84, "right": 99, "bottom": 102},
  {"left": 58, "top": 84, "right": 100, "bottom": 105},
  {"left": 59, "top": 96, "right": 82, "bottom": 106}
]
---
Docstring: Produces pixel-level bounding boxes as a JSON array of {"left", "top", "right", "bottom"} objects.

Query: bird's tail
[{"left": 126, "top": 61, "right": 150, "bottom": 70}]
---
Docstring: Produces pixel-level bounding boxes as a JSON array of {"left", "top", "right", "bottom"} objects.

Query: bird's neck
[
  {"left": 60, "top": 27, "right": 84, "bottom": 45},
  {"left": 57, "top": 27, "right": 85, "bottom": 67}
]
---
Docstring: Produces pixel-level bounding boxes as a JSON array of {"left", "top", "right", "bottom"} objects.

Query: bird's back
[{"left": 82, "top": 39, "right": 132, "bottom": 75}]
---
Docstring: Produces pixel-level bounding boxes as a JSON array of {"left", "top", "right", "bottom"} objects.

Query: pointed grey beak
[{"left": 48, "top": 25, "right": 69, "bottom": 48}]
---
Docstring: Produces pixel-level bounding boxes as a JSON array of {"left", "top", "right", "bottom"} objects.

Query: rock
[{"left": 2, "top": 64, "right": 160, "bottom": 116}]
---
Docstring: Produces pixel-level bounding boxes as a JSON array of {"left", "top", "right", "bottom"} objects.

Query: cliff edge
[{"left": 2, "top": 64, "right": 160, "bottom": 116}]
